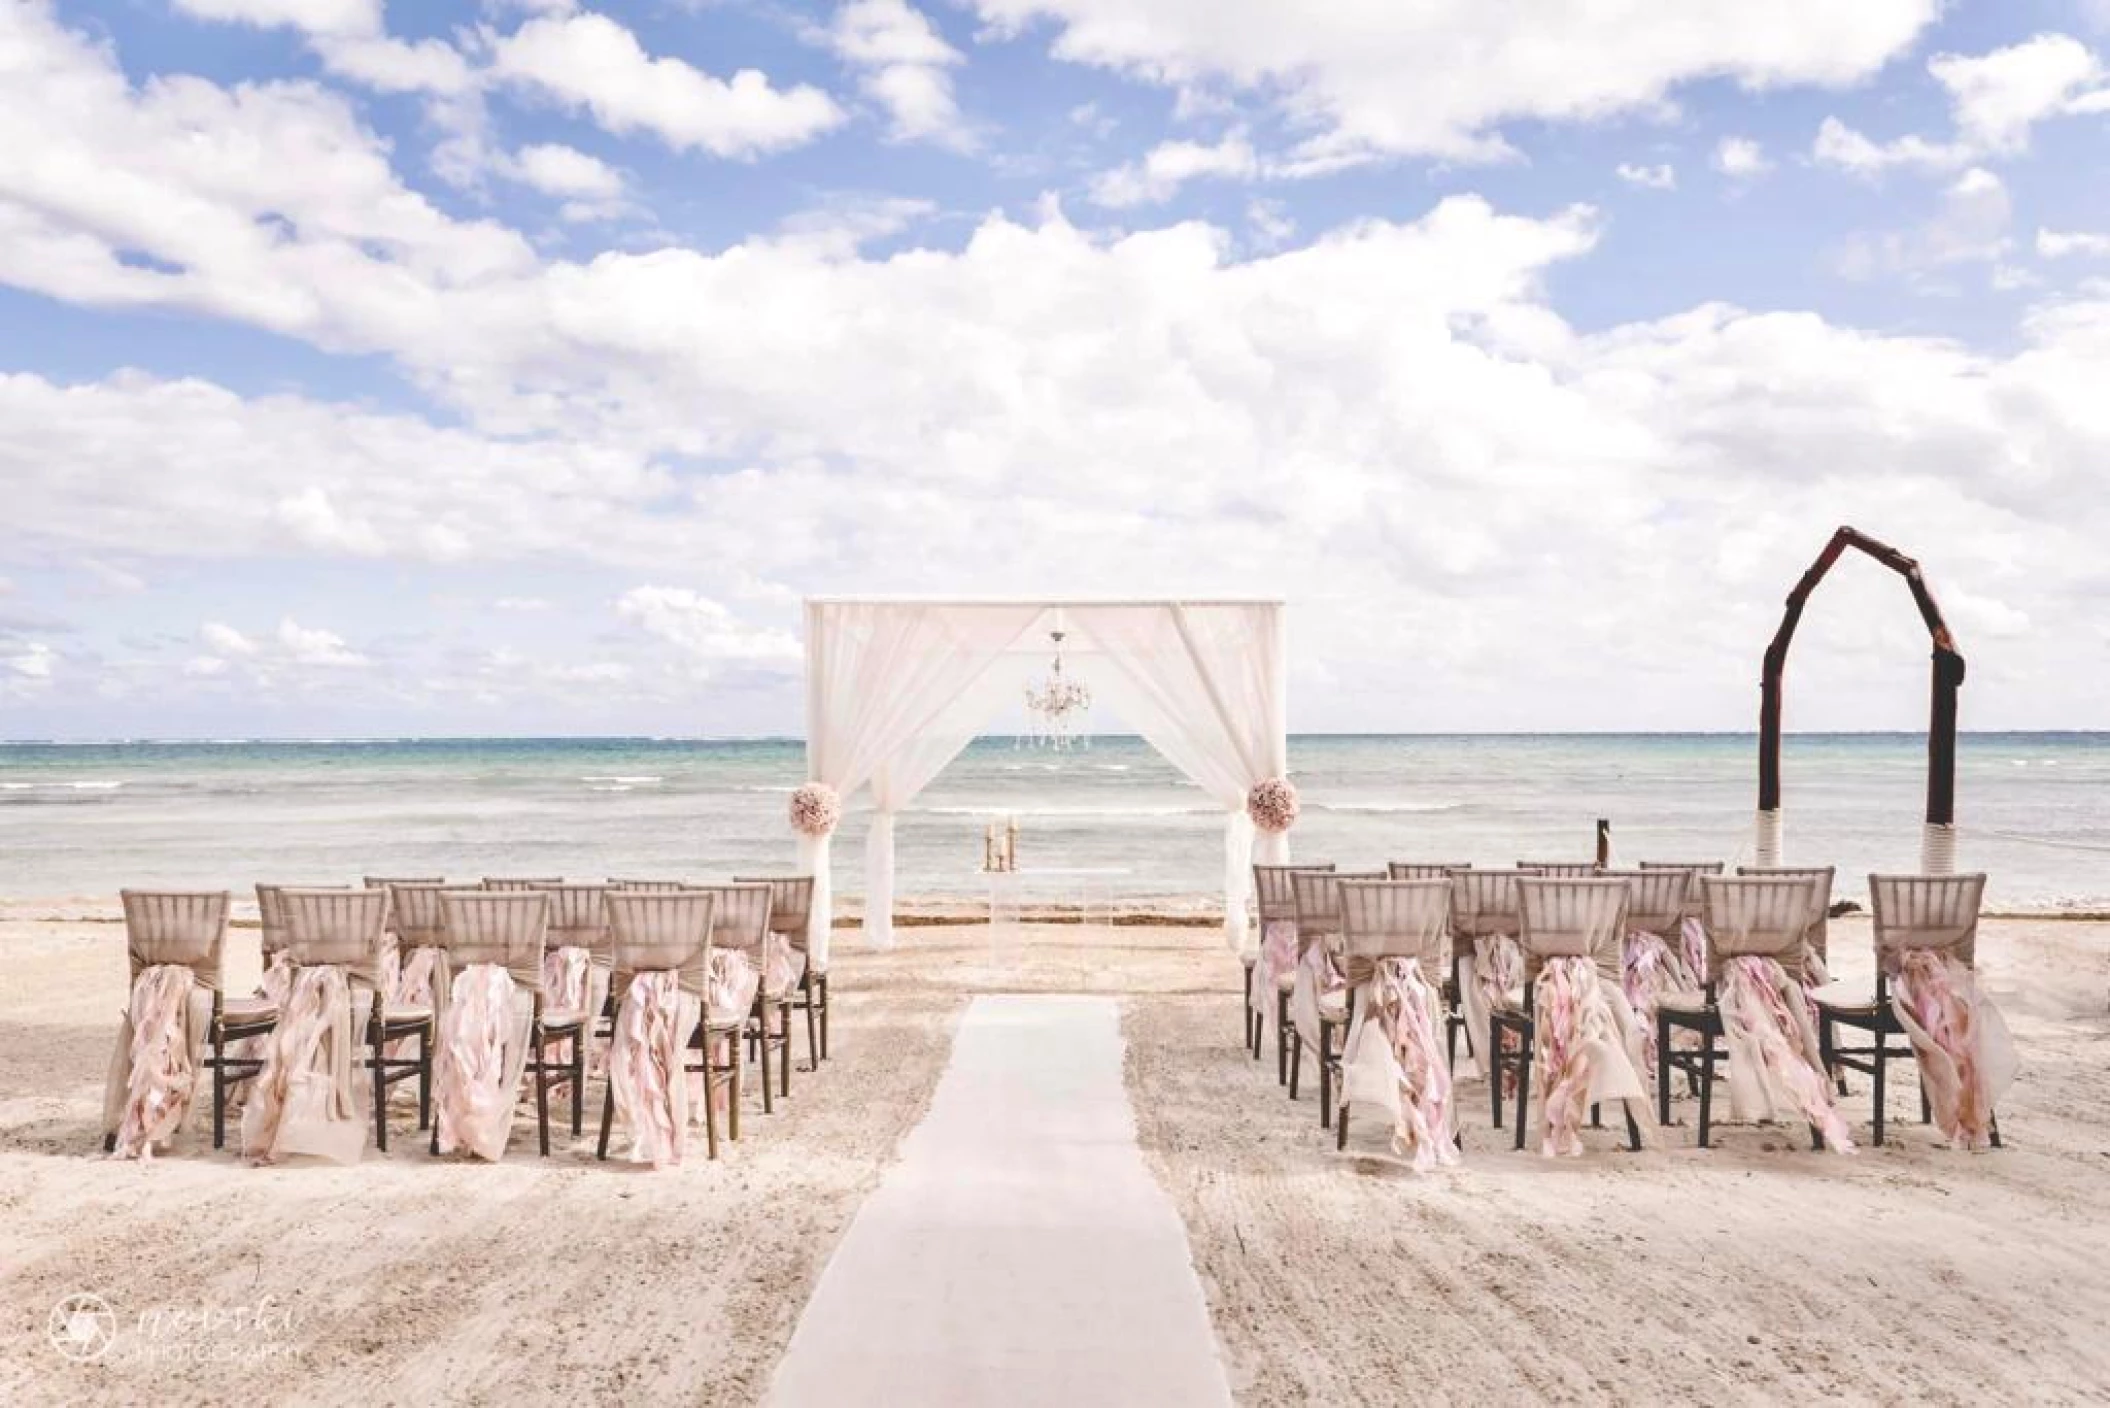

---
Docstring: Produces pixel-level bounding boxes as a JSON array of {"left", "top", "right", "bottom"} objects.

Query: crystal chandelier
[{"left": 1023, "top": 629, "right": 1092, "bottom": 751}]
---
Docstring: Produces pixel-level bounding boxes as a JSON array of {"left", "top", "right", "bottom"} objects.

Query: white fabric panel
[
  {"left": 1067, "top": 602, "right": 1289, "bottom": 948},
  {"left": 803, "top": 600, "right": 1045, "bottom": 950}
]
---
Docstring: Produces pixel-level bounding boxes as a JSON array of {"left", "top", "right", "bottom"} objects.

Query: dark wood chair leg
[
  {"left": 758, "top": 1014, "right": 775, "bottom": 1115},
  {"left": 1288, "top": 1030, "right": 1302, "bottom": 1101},
  {"left": 373, "top": 1029, "right": 389, "bottom": 1153},
  {"left": 1490, "top": 1019, "right": 1505, "bottom": 1131},
  {"left": 1872, "top": 1031, "right": 1887, "bottom": 1147},
  {"left": 1590, "top": 1102, "right": 1602, "bottom": 1130},
  {"left": 1656, "top": 1013, "right": 1672, "bottom": 1127},
  {"left": 819, "top": 976, "right": 830, "bottom": 1061},
  {"left": 779, "top": 1002, "right": 793, "bottom": 1099},
  {"left": 727, "top": 1036, "right": 742, "bottom": 1141},
  {"left": 596, "top": 1079, "right": 616, "bottom": 1161},
  {"left": 1318, "top": 1022, "right": 1334, "bottom": 1129},
  {"left": 571, "top": 1033, "right": 586, "bottom": 1136},
  {"left": 1989, "top": 1111, "right": 2002, "bottom": 1149},
  {"left": 1698, "top": 1036, "right": 1715, "bottom": 1149},
  {"left": 535, "top": 1039, "right": 552, "bottom": 1157},
  {"left": 806, "top": 978, "right": 822, "bottom": 1072},
  {"left": 1276, "top": 992, "right": 1290, "bottom": 1085},
  {"left": 418, "top": 1022, "right": 433, "bottom": 1130},
  {"left": 1336, "top": 1100, "right": 1350, "bottom": 1151},
  {"left": 1512, "top": 1033, "right": 1531, "bottom": 1152},
  {"left": 1623, "top": 1104, "right": 1641, "bottom": 1152},
  {"left": 213, "top": 1036, "right": 228, "bottom": 1150},
  {"left": 704, "top": 1054, "right": 721, "bottom": 1161},
  {"left": 1819, "top": 1013, "right": 1847, "bottom": 1096}
]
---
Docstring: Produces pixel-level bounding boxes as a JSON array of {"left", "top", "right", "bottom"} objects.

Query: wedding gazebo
[{"left": 789, "top": 597, "right": 1292, "bottom": 962}]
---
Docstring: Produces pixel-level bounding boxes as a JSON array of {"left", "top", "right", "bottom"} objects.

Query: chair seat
[
  {"left": 1275, "top": 971, "right": 1297, "bottom": 994},
  {"left": 381, "top": 1004, "right": 433, "bottom": 1024},
  {"left": 541, "top": 1007, "right": 589, "bottom": 1031},
  {"left": 1657, "top": 989, "right": 1711, "bottom": 1015},
  {"left": 1318, "top": 989, "right": 1348, "bottom": 1021},
  {"left": 223, "top": 997, "right": 278, "bottom": 1022},
  {"left": 1811, "top": 981, "right": 1879, "bottom": 1014}
]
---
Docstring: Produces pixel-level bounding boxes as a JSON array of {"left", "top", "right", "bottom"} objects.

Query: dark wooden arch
[{"left": 1759, "top": 527, "right": 1965, "bottom": 828}]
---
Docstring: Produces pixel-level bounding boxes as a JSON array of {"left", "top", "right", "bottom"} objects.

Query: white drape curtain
[
  {"left": 803, "top": 601, "right": 1046, "bottom": 963},
  {"left": 1066, "top": 603, "right": 1290, "bottom": 949},
  {"left": 799, "top": 599, "right": 1288, "bottom": 954}
]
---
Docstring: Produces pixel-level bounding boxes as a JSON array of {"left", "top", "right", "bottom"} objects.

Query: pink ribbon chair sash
[
  {"left": 1890, "top": 950, "right": 2017, "bottom": 1150},
  {"left": 1717, "top": 955, "right": 1854, "bottom": 1153},
  {"left": 1531, "top": 956, "right": 1651, "bottom": 1157},
  {"left": 607, "top": 970, "right": 696, "bottom": 1167},
  {"left": 435, "top": 963, "right": 527, "bottom": 1161},
  {"left": 241, "top": 964, "right": 367, "bottom": 1165},
  {"left": 108, "top": 964, "right": 201, "bottom": 1160}
]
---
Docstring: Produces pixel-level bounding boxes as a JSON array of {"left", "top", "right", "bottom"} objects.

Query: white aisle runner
[{"left": 767, "top": 994, "right": 1232, "bottom": 1407}]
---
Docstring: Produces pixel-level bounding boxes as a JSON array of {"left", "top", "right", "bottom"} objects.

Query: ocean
[{"left": 1, "top": 734, "right": 2104, "bottom": 912}]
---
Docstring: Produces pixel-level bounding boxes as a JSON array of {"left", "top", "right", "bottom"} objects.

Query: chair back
[
  {"left": 1639, "top": 861, "right": 1721, "bottom": 919},
  {"left": 1736, "top": 865, "right": 1835, "bottom": 962},
  {"left": 1386, "top": 862, "right": 1469, "bottom": 881},
  {"left": 1516, "top": 877, "right": 1629, "bottom": 981},
  {"left": 363, "top": 876, "right": 444, "bottom": 888},
  {"left": 257, "top": 882, "right": 348, "bottom": 956},
  {"left": 700, "top": 882, "right": 774, "bottom": 959},
  {"left": 608, "top": 879, "right": 693, "bottom": 892},
  {"left": 387, "top": 883, "right": 451, "bottom": 950},
  {"left": 120, "top": 890, "right": 230, "bottom": 991},
  {"left": 279, "top": 888, "right": 391, "bottom": 989},
  {"left": 1870, "top": 873, "right": 1986, "bottom": 971},
  {"left": 1290, "top": 868, "right": 1382, "bottom": 950},
  {"left": 533, "top": 884, "right": 611, "bottom": 959},
  {"left": 734, "top": 875, "right": 816, "bottom": 952},
  {"left": 1252, "top": 862, "right": 1334, "bottom": 923},
  {"left": 606, "top": 891, "right": 718, "bottom": 1004},
  {"left": 1517, "top": 861, "right": 1601, "bottom": 878},
  {"left": 1338, "top": 880, "right": 1450, "bottom": 974},
  {"left": 482, "top": 876, "right": 562, "bottom": 891},
  {"left": 1448, "top": 868, "right": 1524, "bottom": 940},
  {"left": 1699, "top": 876, "right": 1815, "bottom": 972},
  {"left": 1602, "top": 869, "right": 1690, "bottom": 938},
  {"left": 437, "top": 891, "right": 550, "bottom": 990}
]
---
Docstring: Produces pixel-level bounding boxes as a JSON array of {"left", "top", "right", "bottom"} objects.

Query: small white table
[{"left": 980, "top": 867, "right": 1132, "bottom": 935}]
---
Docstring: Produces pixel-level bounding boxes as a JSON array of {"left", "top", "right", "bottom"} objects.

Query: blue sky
[{"left": 2, "top": 0, "right": 2108, "bottom": 738}]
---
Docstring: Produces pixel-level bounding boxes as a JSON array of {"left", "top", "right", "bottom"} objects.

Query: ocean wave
[
  {"left": 0, "top": 780, "right": 126, "bottom": 791},
  {"left": 733, "top": 784, "right": 796, "bottom": 794},
  {"left": 580, "top": 775, "right": 663, "bottom": 786},
  {"left": 1313, "top": 800, "right": 1462, "bottom": 814},
  {"left": 915, "top": 804, "right": 1216, "bottom": 819}
]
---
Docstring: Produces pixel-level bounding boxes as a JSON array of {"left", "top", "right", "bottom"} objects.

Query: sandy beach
[{"left": 4, "top": 907, "right": 2108, "bottom": 1404}]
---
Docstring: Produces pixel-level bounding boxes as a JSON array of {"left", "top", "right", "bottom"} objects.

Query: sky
[{"left": 2, "top": 0, "right": 2108, "bottom": 739}]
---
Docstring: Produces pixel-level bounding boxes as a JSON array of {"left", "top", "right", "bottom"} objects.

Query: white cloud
[
  {"left": 827, "top": 0, "right": 969, "bottom": 148},
  {"left": 1616, "top": 162, "right": 1676, "bottom": 190},
  {"left": 276, "top": 617, "right": 368, "bottom": 667},
  {"left": 494, "top": 596, "right": 552, "bottom": 612},
  {"left": 490, "top": 12, "right": 845, "bottom": 158},
  {"left": 1245, "top": 198, "right": 1295, "bottom": 250},
  {"left": 1815, "top": 34, "right": 2110, "bottom": 175},
  {"left": 1834, "top": 167, "right": 2014, "bottom": 279},
  {"left": 1090, "top": 132, "right": 1259, "bottom": 207},
  {"left": 8, "top": 642, "right": 56, "bottom": 680},
  {"left": 171, "top": 0, "right": 380, "bottom": 38},
  {"left": 201, "top": 622, "right": 260, "bottom": 656},
  {"left": 1712, "top": 136, "right": 1771, "bottom": 177},
  {"left": 510, "top": 143, "right": 623, "bottom": 200},
  {"left": 2038, "top": 228, "right": 2110, "bottom": 258},
  {"left": 965, "top": 0, "right": 1935, "bottom": 165},
  {"left": 615, "top": 588, "right": 800, "bottom": 665}
]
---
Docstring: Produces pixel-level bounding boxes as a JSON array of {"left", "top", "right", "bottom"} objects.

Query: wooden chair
[
  {"left": 595, "top": 890, "right": 743, "bottom": 1162},
  {"left": 532, "top": 883, "right": 613, "bottom": 1067},
  {"left": 102, "top": 890, "right": 270, "bottom": 1153},
  {"left": 279, "top": 887, "right": 433, "bottom": 1151},
  {"left": 1517, "top": 861, "right": 1602, "bottom": 877},
  {"left": 1656, "top": 875, "right": 1823, "bottom": 1147},
  {"left": 431, "top": 890, "right": 584, "bottom": 1157},
  {"left": 607, "top": 879, "right": 694, "bottom": 891},
  {"left": 1492, "top": 877, "right": 1640, "bottom": 1151},
  {"left": 481, "top": 877, "right": 563, "bottom": 891},
  {"left": 1386, "top": 862, "right": 1469, "bottom": 880},
  {"left": 256, "top": 883, "right": 347, "bottom": 968},
  {"left": 1251, "top": 861, "right": 1335, "bottom": 1075},
  {"left": 734, "top": 875, "right": 821, "bottom": 1070},
  {"left": 1736, "top": 865, "right": 1835, "bottom": 981},
  {"left": 1334, "top": 879, "right": 1452, "bottom": 1151},
  {"left": 700, "top": 883, "right": 788, "bottom": 1111},
  {"left": 1447, "top": 868, "right": 1526, "bottom": 1080},
  {"left": 1816, "top": 873, "right": 1993, "bottom": 1147},
  {"left": 1287, "top": 869, "right": 1383, "bottom": 1127}
]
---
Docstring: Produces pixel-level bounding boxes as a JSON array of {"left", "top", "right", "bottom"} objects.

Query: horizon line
[{"left": 2, "top": 729, "right": 2104, "bottom": 746}]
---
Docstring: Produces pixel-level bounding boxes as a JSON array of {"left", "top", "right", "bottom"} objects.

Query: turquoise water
[{"left": 1, "top": 734, "right": 2103, "bottom": 910}]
